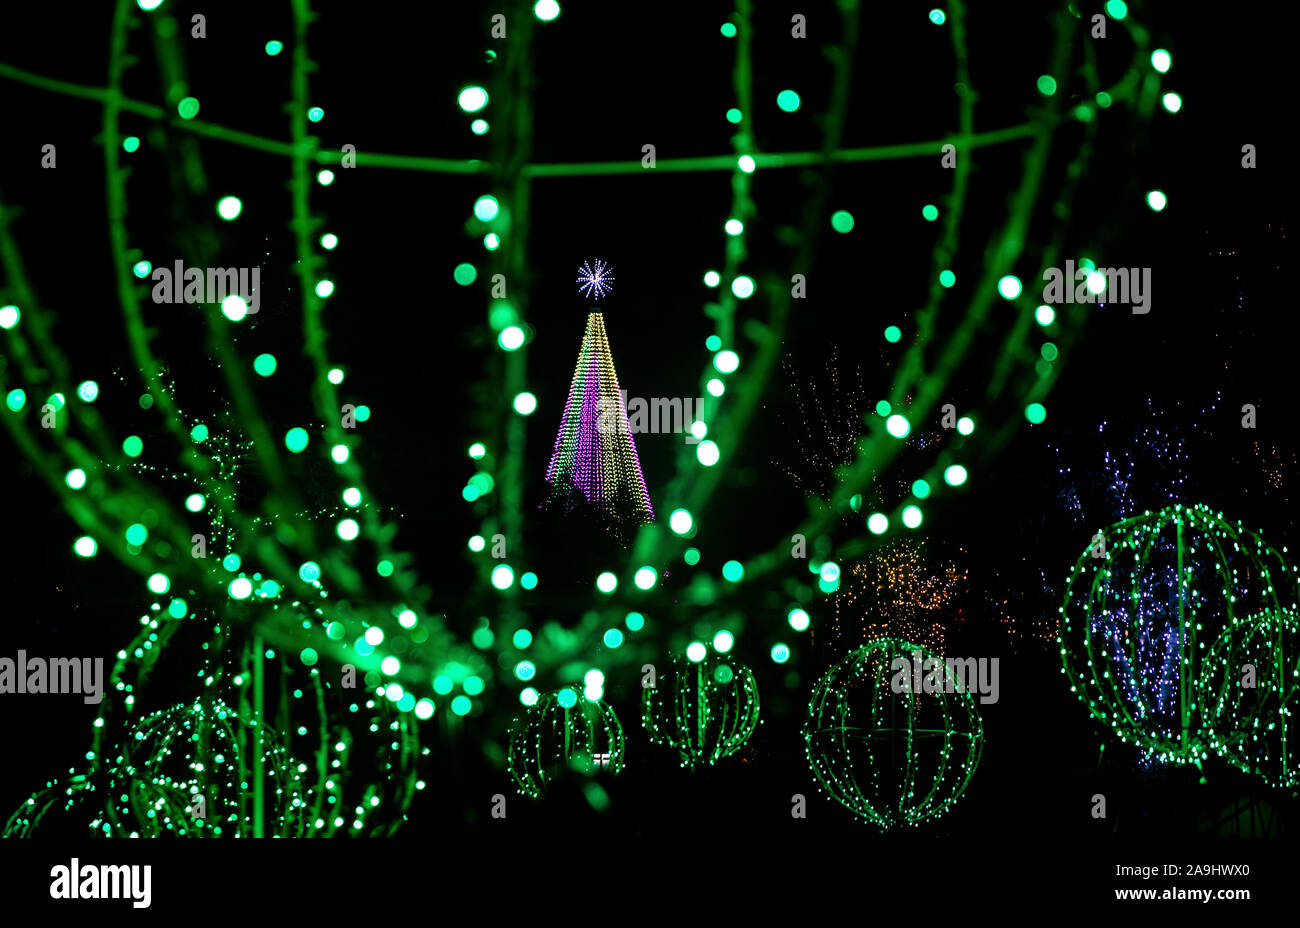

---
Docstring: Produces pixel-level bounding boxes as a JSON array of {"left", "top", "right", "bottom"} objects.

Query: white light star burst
[{"left": 576, "top": 259, "right": 615, "bottom": 301}]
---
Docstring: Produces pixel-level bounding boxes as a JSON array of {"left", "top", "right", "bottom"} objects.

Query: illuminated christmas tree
[{"left": 543, "top": 262, "right": 653, "bottom": 541}]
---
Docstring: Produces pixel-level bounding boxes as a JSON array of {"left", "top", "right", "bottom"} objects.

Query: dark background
[{"left": 0, "top": 0, "right": 1296, "bottom": 904}]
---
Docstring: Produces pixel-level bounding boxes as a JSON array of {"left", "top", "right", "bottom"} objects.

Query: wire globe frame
[
  {"left": 804, "top": 637, "right": 984, "bottom": 830},
  {"left": 1201, "top": 606, "right": 1300, "bottom": 787},
  {"left": 507, "top": 688, "right": 626, "bottom": 798},
  {"left": 641, "top": 650, "right": 760, "bottom": 768},
  {"left": 1058, "top": 503, "right": 1299, "bottom": 765}
]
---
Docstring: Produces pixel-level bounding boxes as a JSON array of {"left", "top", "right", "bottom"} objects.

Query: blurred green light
[
  {"left": 720, "top": 22, "right": 737, "bottom": 37},
  {"left": 0, "top": 305, "right": 20, "bottom": 329},
  {"left": 957, "top": 416, "right": 974, "bottom": 435},
  {"left": 944, "top": 464, "right": 968, "bottom": 486},
  {"left": 178, "top": 97, "right": 200, "bottom": 119},
  {"left": 185, "top": 493, "right": 204, "bottom": 512},
  {"left": 669, "top": 508, "right": 693, "bottom": 535},
  {"left": 625, "top": 612, "right": 645, "bottom": 631},
  {"left": 713, "top": 630, "right": 734, "bottom": 653},
  {"left": 788, "top": 608, "right": 810, "bottom": 631},
  {"left": 714, "top": 350, "right": 740, "bottom": 373},
  {"left": 285, "top": 427, "right": 309, "bottom": 452},
  {"left": 471, "top": 119, "right": 489, "bottom": 135},
  {"left": 902, "top": 505, "right": 923, "bottom": 529},
  {"left": 696, "top": 440, "right": 720, "bottom": 466},
  {"left": 5, "top": 389, "right": 25, "bottom": 412},
  {"left": 1105, "top": 0, "right": 1127, "bottom": 19},
  {"left": 921, "top": 204, "right": 939, "bottom": 221},
  {"left": 939, "top": 269, "right": 956, "bottom": 287},
  {"left": 74, "top": 536, "right": 97, "bottom": 558},
  {"left": 216, "top": 196, "right": 242, "bottom": 221},
  {"left": 875, "top": 400, "right": 891, "bottom": 417},
  {"left": 122, "top": 435, "right": 144, "bottom": 458},
  {"left": 474, "top": 195, "right": 500, "bottom": 221},
  {"left": 1025, "top": 402, "right": 1047, "bottom": 424},
  {"left": 453, "top": 263, "right": 478, "bottom": 285},
  {"left": 830, "top": 210, "right": 854, "bottom": 233},
  {"left": 886, "top": 414, "right": 910, "bottom": 439},
  {"left": 596, "top": 571, "right": 618, "bottom": 593},
  {"left": 492, "top": 565, "right": 515, "bottom": 590},
  {"left": 867, "top": 513, "right": 888, "bottom": 534},
  {"left": 634, "top": 566, "right": 657, "bottom": 590},
  {"left": 513, "top": 391, "right": 537, "bottom": 416},
  {"left": 1036, "top": 75, "right": 1057, "bottom": 96},
  {"left": 703, "top": 270, "right": 721, "bottom": 287},
  {"left": 776, "top": 90, "right": 801, "bottom": 112},
  {"left": 253, "top": 353, "right": 277, "bottom": 376},
  {"left": 884, "top": 325, "right": 901, "bottom": 343},
  {"left": 683, "top": 548, "right": 700, "bottom": 566},
  {"left": 706, "top": 378, "right": 724, "bottom": 397},
  {"left": 1151, "top": 49, "right": 1171, "bottom": 73},
  {"left": 912, "top": 478, "right": 931, "bottom": 499},
  {"left": 147, "top": 573, "right": 170, "bottom": 594},
  {"left": 1035, "top": 305, "right": 1055, "bottom": 326},
  {"left": 520, "top": 571, "right": 538, "bottom": 590},
  {"left": 929, "top": 9, "right": 946, "bottom": 25},
  {"left": 998, "top": 275, "right": 1022, "bottom": 299},
  {"left": 686, "top": 642, "right": 707, "bottom": 662},
  {"left": 725, "top": 107, "right": 742, "bottom": 124},
  {"left": 603, "top": 628, "right": 624, "bottom": 648},
  {"left": 265, "top": 40, "right": 283, "bottom": 55},
  {"left": 738, "top": 155, "right": 756, "bottom": 173},
  {"left": 724, "top": 218, "right": 743, "bottom": 236},
  {"left": 458, "top": 86, "right": 489, "bottom": 112},
  {"left": 65, "top": 468, "right": 86, "bottom": 490},
  {"left": 722, "top": 560, "right": 744, "bottom": 582},
  {"left": 771, "top": 644, "right": 790, "bottom": 664},
  {"left": 336, "top": 518, "right": 359, "bottom": 541},
  {"left": 307, "top": 106, "right": 324, "bottom": 123},
  {"left": 1162, "top": 92, "right": 1182, "bottom": 114},
  {"left": 534, "top": 0, "right": 560, "bottom": 21},
  {"left": 1041, "top": 342, "right": 1059, "bottom": 361}
]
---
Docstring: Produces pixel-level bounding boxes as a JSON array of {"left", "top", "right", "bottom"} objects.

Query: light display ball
[
  {"left": 641, "top": 650, "right": 759, "bottom": 767},
  {"left": 804, "top": 637, "right": 983, "bottom": 829},
  {"left": 507, "top": 688, "right": 625, "bottom": 798},
  {"left": 1058, "top": 503, "right": 1297, "bottom": 764},
  {"left": 1202, "top": 606, "right": 1300, "bottom": 787}
]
